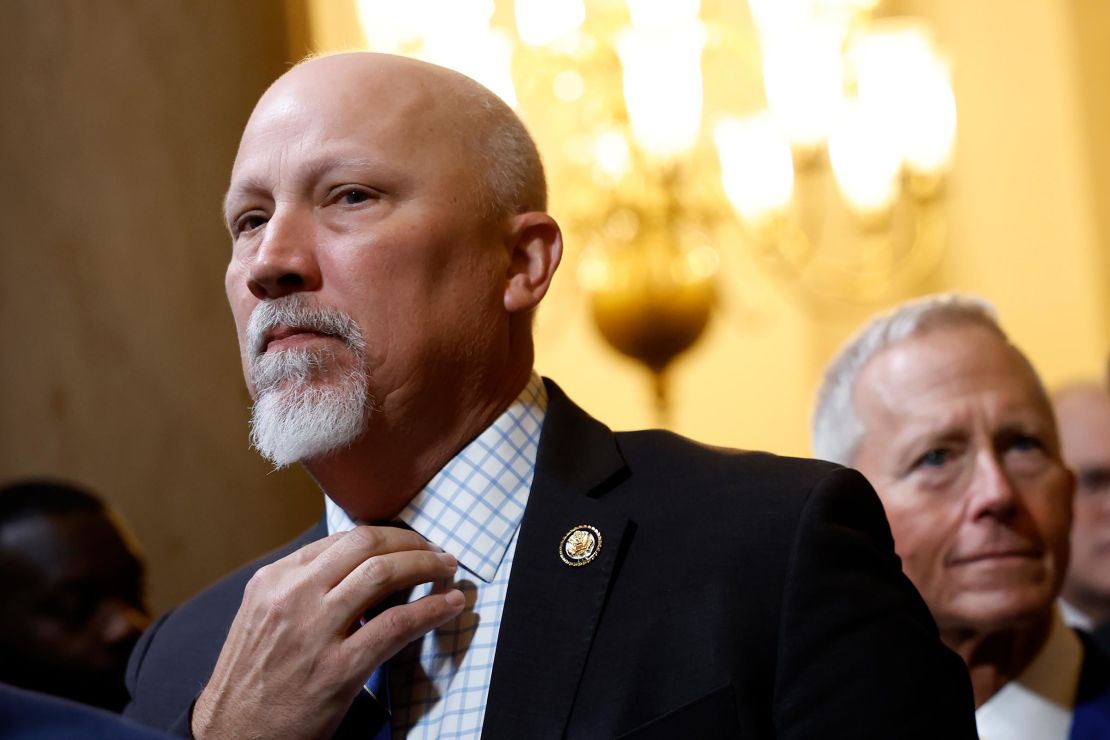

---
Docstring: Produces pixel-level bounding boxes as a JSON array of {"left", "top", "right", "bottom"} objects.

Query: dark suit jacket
[
  {"left": 125, "top": 381, "right": 977, "bottom": 738},
  {"left": 1091, "top": 622, "right": 1110, "bottom": 661},
  {"left": 1072, "top": 632, "right": 1110, "bottom": 739}
]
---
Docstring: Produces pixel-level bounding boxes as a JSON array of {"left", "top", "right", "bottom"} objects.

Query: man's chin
[
  {"left": 250, "top": 391, "right": 368, "bottom": 469},
  {"left": 258, "top": 438, "right": 355, "bottom": 469},
  {"left": 945, "top": 589, "right": 1056, "bottom": 635}
]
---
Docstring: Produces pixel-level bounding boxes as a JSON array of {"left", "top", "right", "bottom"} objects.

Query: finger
[
  {"left": 323, "top": 550, "right": 459, "bottom": 631},
  {"left": 282, "top": 531, "right": 351, "bottom": 567},
  {"left": 239, "top": 531, "right": 354, "bottom": 607},
  {"left": 344, "top": 589, "right": 466, "bottom": 670},
  {"left": 310, "top": 525, "right": 436, "bottom": 588}
]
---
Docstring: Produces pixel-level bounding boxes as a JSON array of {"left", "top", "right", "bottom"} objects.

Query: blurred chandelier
[{"left": 347, "top": 0, "right": 956, "bottom": 418}]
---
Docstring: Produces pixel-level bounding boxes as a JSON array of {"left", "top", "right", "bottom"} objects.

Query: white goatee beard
[{"left": 246, "top": 297, "right": 370, "bottom": 468}]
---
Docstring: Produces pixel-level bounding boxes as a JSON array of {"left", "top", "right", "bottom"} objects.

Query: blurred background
[{"left": 1, "top": 0, "right": 1107, "bottom": 615}]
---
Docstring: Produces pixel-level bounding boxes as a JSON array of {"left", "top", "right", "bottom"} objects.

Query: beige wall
[{"left": 0, "top": 1, "right": 321, "bottom": 615}]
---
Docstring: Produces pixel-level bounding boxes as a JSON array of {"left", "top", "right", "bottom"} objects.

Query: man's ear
[{"left": 503, "top": 211, "right": 563, "bottom": 314}]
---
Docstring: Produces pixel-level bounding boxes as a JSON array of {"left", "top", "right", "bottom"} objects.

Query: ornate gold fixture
[{"left": 335, "top": 0, "right": 956, "bottom": 421}]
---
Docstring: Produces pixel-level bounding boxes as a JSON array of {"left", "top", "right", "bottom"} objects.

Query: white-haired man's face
[{"left": 851, "top": 324, "right": 1073, "bottom": 638}]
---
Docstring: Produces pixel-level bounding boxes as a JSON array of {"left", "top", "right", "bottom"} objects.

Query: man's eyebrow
[
  {"left": 901, "top": 410, "right": 968, "bottom": 441},
  {"left": 222, "top": 156, "right": 395, "bottom": 218},
  {"left": 222, "top": 179, "right": 270, "bottom": 221},
  {"left": 302, "top": 155, "right": 398, "bottom": 183}
]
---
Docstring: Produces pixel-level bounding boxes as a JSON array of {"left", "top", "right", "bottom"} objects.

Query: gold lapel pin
[{"left": 559, "top": 524, "right": 602, "bottom": 567}]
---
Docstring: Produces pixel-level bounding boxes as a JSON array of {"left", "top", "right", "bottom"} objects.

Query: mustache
[{"left": 246, "top": 295, "right": 366, "bottom": 358}]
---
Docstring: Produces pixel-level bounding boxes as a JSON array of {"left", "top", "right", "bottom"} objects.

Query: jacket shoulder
[{"left": 613, "top": 428, "right": 857, "bottom": 512}]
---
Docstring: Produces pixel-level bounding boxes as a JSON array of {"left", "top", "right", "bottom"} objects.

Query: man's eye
[
  {"left": 341, "top": 189, "right": 371, "bottom": 205},
  {"left": 916, "top": 449, "right": 950, "bottom": 468},
  {"left": 328, "top": 186, "right": 379, "bottom": 207},
  {"left": 1009, "top": 434, "right": 1045, "bottom": 453},
  {"left": 1078, "top": 469, "right": 1110, "bottom": 494},
  {"left": 234, "top": 213, "right": 268, "bottom": 235}
]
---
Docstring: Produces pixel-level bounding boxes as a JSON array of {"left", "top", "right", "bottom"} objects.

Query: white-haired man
[
  {"left": 123, "top": 54, "right": 977, "bottom": 739},
  {"left": 814, "top": 294, "right": 1110, "bottom": 738}
]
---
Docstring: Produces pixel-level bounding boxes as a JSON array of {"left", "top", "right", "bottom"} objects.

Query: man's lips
[
  {"left": 261, "top": 326, "right": 337, "bottom": 353},
  {"left": 949, "top": 547, "right": 1043, "bottom": 566}
]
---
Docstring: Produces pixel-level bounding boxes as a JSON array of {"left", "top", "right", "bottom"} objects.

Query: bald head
[
  {"left": 1054, "top": 382, "right": 1110, "bottom": 625},
  {"left": 237, "top": 53, "right": 545, "bottom": 220},
  {"left": 222, "top": 51, "right": 562, "bottom": 501}
]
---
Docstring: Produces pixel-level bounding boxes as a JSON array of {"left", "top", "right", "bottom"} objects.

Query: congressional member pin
[{"left": 559, "top": 524, "right": 602, "bottom": 567}]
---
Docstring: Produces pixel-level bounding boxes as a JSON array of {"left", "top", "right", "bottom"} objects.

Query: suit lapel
[{"left": 482, "top": 380, "right": 631, "bottom": 740}]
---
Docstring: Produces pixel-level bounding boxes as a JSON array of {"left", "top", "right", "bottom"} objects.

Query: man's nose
[
  {"left": 966, "top": 452, "right": 1019, "bottom": 520},
  {"left": 246, "top": 210, "right": 322, "bottom": 300}
]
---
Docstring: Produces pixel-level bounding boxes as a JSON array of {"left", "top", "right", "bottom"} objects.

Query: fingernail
[
  {"left": 439, "top": 552, "right": 457, "bottom": 568},
  {"left": 445, "top": 589, "right": 465, "bottom": 608}
]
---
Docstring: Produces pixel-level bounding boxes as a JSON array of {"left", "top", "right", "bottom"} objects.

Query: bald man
[
  {"left": 123, "top": 53, "right": 975, "bottom": 739},
  {"left": 1055, "top": 383, "right": 1110, "bottom": 645}
]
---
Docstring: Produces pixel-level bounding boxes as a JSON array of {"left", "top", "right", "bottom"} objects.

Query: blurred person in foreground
[
  {"left": 0, "top": 682, "right": 170, "bottom": 739},
  {"left": 814, "top": 294, "right": 1110, "bottom": 738},
  {"left": 123, "top": 52, "right": 977, "bottom": 739},
  {"left": 1053, "top": 382, "right": 1110, "bottom": 654},
  {"left": 0, "top": 479, "right": 149, "bottom": 712}
]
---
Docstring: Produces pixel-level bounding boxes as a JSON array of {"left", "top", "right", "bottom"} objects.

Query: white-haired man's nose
[{"left": 965, "top": 451, "right": 1020, "bottom": 521}]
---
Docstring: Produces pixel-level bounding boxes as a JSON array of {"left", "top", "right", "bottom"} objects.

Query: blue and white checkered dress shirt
[{"left": 325, "top": 373, "right": 547, "bottom": 739}]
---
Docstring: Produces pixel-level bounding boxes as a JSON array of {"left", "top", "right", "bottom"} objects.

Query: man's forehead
[
  {"left": 247, "top": 53, "right": 457, "bottom": 135},
  {"left": 239, "top": 79, "right": 432, "bottom": 157},
  {"left": 858, "top": 328, "right": 1053, "bottom": 433},
  {"left": 229, "top": 57, "right": 472, "bottom": 191}
]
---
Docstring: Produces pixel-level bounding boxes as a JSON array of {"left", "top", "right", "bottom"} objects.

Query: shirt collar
[
  {"left": 324, "top": 373, "right": 547, "bottom": 583},
  {"left": 975, "top": 606, "right": 1084, "bottom": 739},
  {"left": 1059, "top": 599, "right": 1095, "bottom": 631}
]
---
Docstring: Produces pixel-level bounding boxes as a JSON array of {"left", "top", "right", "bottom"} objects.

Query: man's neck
[
  {"left": 944, "top": 613, "right": 1053, "bottom": 708},
  {"left": 303, "top": 364, "right": 534, "bottom": 522}
]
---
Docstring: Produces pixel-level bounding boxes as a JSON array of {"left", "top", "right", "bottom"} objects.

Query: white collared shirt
[
  {"left": 1059, "top": 599, "right": 1096, "bottom": 632},
  {"left": 325, "top": 373, "right": 547, "bottom": 739},
  {"left": 975, "top": 608, "right": 1084, "bottom": 740}
]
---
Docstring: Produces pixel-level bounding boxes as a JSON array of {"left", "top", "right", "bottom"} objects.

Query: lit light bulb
[
  {"left": 715, "top": 114, "right": 795, "bottom": 226},
  {"left": 746, "top": 0, "right": 815, "bottom": 39},
  {"left": 417, "top": 0, "right": 518, "bottom": 108},
  {"left": 515, "top": 0, "right": 585, "bottom": 48},
  {"left": 828, "top": 99, "right": 902, "bottom": 215},
  {"left": 617, "top": 22, "right": 706, "bottom": 160},
  {"left": 761, "top": 21, "right": 845, "bottom": 150},
  {"left": 626, "top": 0, "right": 700, "bottom": 31},
  {"left": 849, "top": 20, "right": 956, "bottom": 176}
]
